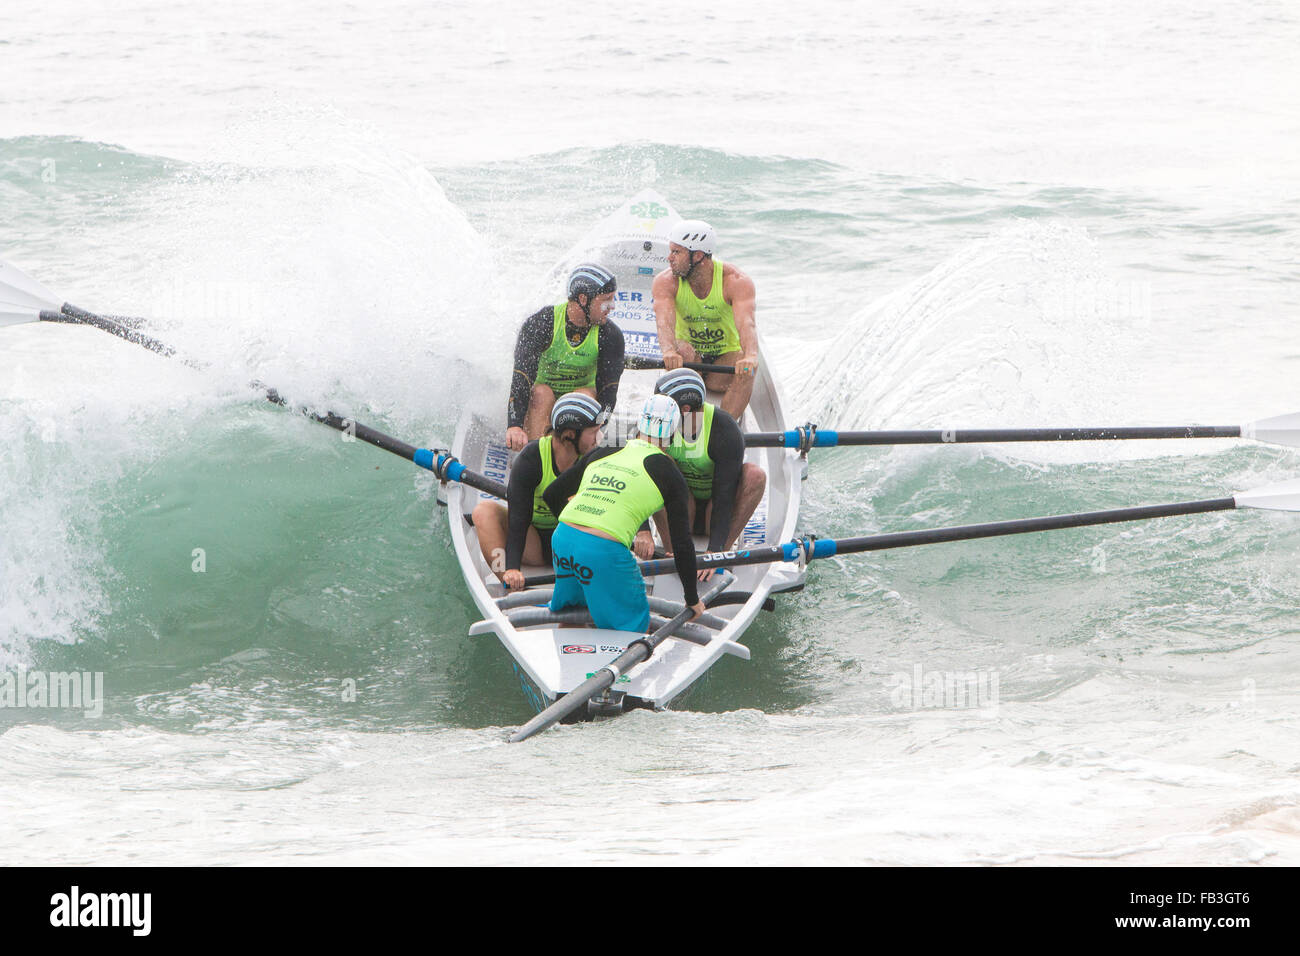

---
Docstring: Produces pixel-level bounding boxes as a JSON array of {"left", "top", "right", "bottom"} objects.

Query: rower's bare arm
[
  {"left": 724, "top": 266, "right": 758, "bottom": 358},
  {"left": 652, "top": 269, "right": 681, "bottom": 366}
]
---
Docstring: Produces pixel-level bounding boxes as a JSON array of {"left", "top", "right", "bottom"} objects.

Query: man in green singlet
[
  {"left": 649, "top": 368, "right": 766, "bottom": 580},
  {"left": 652, "top": 219, "right": 759, "bottom": 421},
  {"left": 473, "top": 394, "right": 615, "bottom": 591},
  {"left": 506, "top": 263, "right": 626, "bottom": 450},
  {"left": 542, "top": 395, "right": 706, "bottom": 632}
]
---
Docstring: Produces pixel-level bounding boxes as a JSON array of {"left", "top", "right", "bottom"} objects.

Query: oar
[
  {"left": 522, "top": 478, "right": 1300, "bottom": 586},
  {"left": 624, "top": 356, "right": 736, "bottom": 375},
  {"left": 259, "top": 387, "right": 506, "bottom": 498},
  {"left": 509, "top": 571, "right": 735, "bottom": 743},
  {"left": 0, "top": 258, "right": 507, "bottom": 499},
  {"left": 745, "top": 418, "right": 1300, "bottom": 450}
]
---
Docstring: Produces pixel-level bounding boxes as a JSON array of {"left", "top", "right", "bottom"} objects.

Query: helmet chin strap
[
  {"left": 680, "top": 401, "right": 702, "bottom": 439},
  {"left": 683, "top": 251, "right": 703, "bottom": 281},
  {"left": 568, "top": 296, "right": 591, "bottom": 332}
]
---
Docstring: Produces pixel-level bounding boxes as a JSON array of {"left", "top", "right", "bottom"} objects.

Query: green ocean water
[
  {"left": 2, "top": 0, "right": 1298, "bottom": 863},
  {"left": 10, "top": 135, "right": 1295, "bottom": 743}
]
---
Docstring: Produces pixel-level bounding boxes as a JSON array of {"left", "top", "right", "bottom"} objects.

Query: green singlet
[
  {"left": 558, "top": 439, "right": 666, "bottom": 547},
  {"left": 674, "top": 259, "right": 740, "bottom": 357},
  {"left": 666, "top": 402, "right": 716, "bottom": 500},
  {"left": 531, "top": 435, "right": 559, "bottom": 530},
  {"left": 536, "top": 302, "right": 598, "bottom": 393}
]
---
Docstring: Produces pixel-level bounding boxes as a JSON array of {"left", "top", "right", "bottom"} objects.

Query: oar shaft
[
  {"left": 262, "top": 392, "right": 505, "bottom": 499},
  {"left": 509, "top": 573, "right": 733, "bottom": 742},
  {"left": 509, "top": 660, "right": 629, "bottom": 742},
  {"left": 42, "top": 303, "right": 509, "bottom": 498},
  {"left": 823, "top": 497, "right": 1239, "bottom": 557},
  {"left": 745, "top": 426, "right": 1244, "bottom": 448},
  {"left": 623, "top": 357, "right": 736, "bottom": 376},
  {"left": 525, "top": 496, "right": 1241, "bottom": 586},
  {"left": 43, "top": 304, "right": 178, "bottom": 358}
]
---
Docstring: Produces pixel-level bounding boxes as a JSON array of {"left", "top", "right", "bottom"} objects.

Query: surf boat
[{"left": 447, "top": 190, "right": 804, "bottom": 720}]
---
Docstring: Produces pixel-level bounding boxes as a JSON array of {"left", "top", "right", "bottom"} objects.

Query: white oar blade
[
  {"left": 0, "top": 259, "right": 63, "bottom": 326},
  {"left": 1234, "top": 477, "right": 1300, "bottom": 512},
  {"left": 1242, "top": 412, "right": 1300, "bottom": 449}
]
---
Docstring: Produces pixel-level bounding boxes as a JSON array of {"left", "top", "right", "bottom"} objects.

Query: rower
[
  {"left": 542, "top": 395, "right": 706, "bottom": 632},
  {"left": 473, "top": 394, "right": 610, "bottom": 591},
  {"left": 506, "top": 263, "right": 626, "bottom": 450},
  {"left": 652, "top": 220, "right": 759, "bottom": 421},
  {"left": 651, "top": 368, "right": 766, "bottom": 573}
]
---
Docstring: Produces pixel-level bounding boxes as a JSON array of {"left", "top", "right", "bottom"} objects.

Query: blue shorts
[{"left": 548, "top": 522, "right": 650, "bottom": 633}]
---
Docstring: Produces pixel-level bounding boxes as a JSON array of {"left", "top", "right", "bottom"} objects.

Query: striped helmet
[
  {"left": 637, "top": 394, "right": 682, "bottom": 441},
  {"left": 654, "top": 368, "right": 706, "bottom": 409},
  {"left": 668, "top": 220, "right": 715, "bottom": 256},
  {"left": 550, "top": 393, "right": 606, "bottom": 433},
  {"left": 567, "top": 263, "right": 617, "bottom": 300}
]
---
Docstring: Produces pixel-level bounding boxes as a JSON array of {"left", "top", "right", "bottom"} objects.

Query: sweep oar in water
[
  {"left": 521, "top": 478, "right": 1300, "bottom": 587},
  {"left": 745, "top": 418, "right": 1300, "bottom": 451},
  {"left": 0, "top": 257, "right": 506, "bottom": 499},
  {"left": 509, "top": 571, "right": 736, "bottom": 743}
]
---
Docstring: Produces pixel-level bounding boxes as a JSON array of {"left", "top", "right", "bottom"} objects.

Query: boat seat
[
  {"left": 502, "top": 607, "right": 720, "bottom": 646},
  {"left": 496, "top": 590, "right": 730, "bottom": 630}
]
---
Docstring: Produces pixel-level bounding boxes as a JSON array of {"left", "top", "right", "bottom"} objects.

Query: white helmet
[
  {"left": 668, "top": 219, "right": 715, "bottom": 256},
  {"left": 637, "top": 394, "right": 682, "bottom": 441}
]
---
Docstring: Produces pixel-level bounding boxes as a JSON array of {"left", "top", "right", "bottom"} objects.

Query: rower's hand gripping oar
[
  {"left": 509, "top": 571, "right": 735, "bottom": 743},
  {"left": 623, "top": 356, "right": 736, "bottom": 376},
  {"left": 0, "top": 258, "right": 507, "bottom": 499},
  {"left": 746, "top": 417, "right": 1300, "bottom": 452}
]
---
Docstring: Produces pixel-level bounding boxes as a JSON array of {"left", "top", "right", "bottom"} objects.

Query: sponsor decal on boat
[
  {"left": 512, "top": 662, "right": 547, "bottom": 713},
  {"left": 607, "top": 246, "right": 664, "bottom": 266},
  {"left": 562, "top": 645, "right": 596, "bottom": 654},
  {"left": 622, "top": 331, "right": 661, "bottom": 358},
  {"left": 630, "top": 201, "right": 669, "bottom": 219},
  {"left": 479, "top": 443, "right": 509, "bottom": 499}
]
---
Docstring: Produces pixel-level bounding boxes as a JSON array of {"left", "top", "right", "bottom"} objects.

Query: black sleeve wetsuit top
[
  {"left": 507, "top": 305, "right": 625, "bottom": 429},
  {"left": 697, "top": 408, "right": 746, "bottom": 552},
  {"left": 505, "top": 439, "right": 553, "bottom": 571}
]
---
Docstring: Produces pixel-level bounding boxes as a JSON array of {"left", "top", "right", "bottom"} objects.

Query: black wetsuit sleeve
[
  {"left": 595, "top": 321, "right": 625, "bottom": 415},
  {"left": 541, "top": 445, "right": 621, "bottom": 519},
  {"left": 645, "top": 454, "right": 700, "bottom": 606},
  {"left": 505, "top": 442, "right": 545, "bottom": 571},
  {"left": 704, "top": 409, "right": 746, "bottom": 552},
  {"left": 508, "top": 306, "right": 555, "bottom": 429}
]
